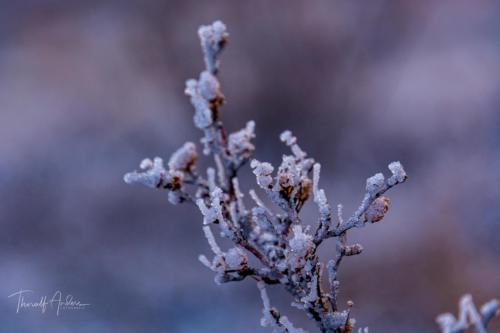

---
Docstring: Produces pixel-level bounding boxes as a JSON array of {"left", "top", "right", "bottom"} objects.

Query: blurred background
[{"left": 1, "top": 0, "right": 499, "bottom": 332}]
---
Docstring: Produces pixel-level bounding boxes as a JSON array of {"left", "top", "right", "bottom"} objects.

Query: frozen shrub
[
  {"left": 124, "top": 20, "right": 498, "bottom": 332},
  {"left": 437, "top": 295, "right": 500, "bottom": 333}
]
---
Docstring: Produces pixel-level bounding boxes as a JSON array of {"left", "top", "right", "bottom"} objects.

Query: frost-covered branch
[
  {"left": 437, "top": 295, "right": 500, "bottom": 333},
  {"left": 124, "top": 20, "right": 409, "bottom": 333}
]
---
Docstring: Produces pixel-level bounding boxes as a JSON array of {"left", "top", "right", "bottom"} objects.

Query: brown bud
[
  {"left": 364, "top": 196, "right": 390, "bottom": 223},
  {"left": 297, "top": 178, "right": 312, "bottom": 203},
  {"left": 344, "top": 243, "right": 364, "bottom": 256}
]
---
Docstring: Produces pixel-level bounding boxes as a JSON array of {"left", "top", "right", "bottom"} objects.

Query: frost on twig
[
  {"left": 258, "top": 281, "right": 308, "bottom": 333},
  {"left": 437, "top": 294, "right": 500, "bottom": 333},
  {"left": 124, "top": 20, "right": 410, "bottom": 332},
  {"left": 124, "top": 142, "right": 199, "bottom": 204},
  {"left": 124, "top": 157, "right": 166, "bottom": 188},
  {"left": 321, "top": 161, "right": 408, "bottom": 241}
]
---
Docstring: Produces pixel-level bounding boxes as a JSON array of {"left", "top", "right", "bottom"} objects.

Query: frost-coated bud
[
  {"left": 139, "top": 158, "right": 154, "bottom": 170},
  {"left": 364, "top": 196, "right": 390, "bottom": 223},
  {"left": 198, "top": 20, "right": 228, "bottom": 45},
  {"left": 388, "top": 161, "right": 407, "bottom": 185},
  {"left": 228, "top": 121, "right": 256, "bottom": 161},
  {"left": 277, "top": 156, "right": 299, "bottom": 190},
  {"left": 280, "top": 130, "right": 297, "bottom": 145},
  {"left": 123, "top": 157, "right": 166, "bottom": 188},
  {"left": 366, "top": 173, "right": 385, "bottom": 195},
  {"left": 185, "top": 78, "right": 214, "bottom": 129},
  {"left": 436, "top": 313, "right": 456, "bottom": 331},
  {"left": 289, "top": 225, "right": 314, "bottom": 256},
  {"left": 198, "top": 71, "right": 223, "bottom": 102},
  {"left": 198, "top": 21, "right": 228, "bottom": 74},
  {"left": 287, "top": 225, "right": 315, "bottom": 271},
  {"left": 251, "top": 160, "right": 274, "bottom": 189},
  {"left": 224, "top": 248, "right": 248, "bottom": 269},
  {"left": 168, "top": 142, "right": 198, "bottom": 172}
]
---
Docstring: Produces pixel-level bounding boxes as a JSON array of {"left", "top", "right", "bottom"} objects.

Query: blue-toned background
[{"left": 1, "top": 1, "right": 499, "bottom": 332}]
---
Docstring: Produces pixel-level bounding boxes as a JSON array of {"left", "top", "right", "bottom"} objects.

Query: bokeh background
[{"left": 1, "top": 1, "right": 499, "bottom": 332}]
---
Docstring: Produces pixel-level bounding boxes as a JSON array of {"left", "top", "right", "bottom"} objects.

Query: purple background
[{"left": 1, "top": 1, "right": 499, "bottom": 332}]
